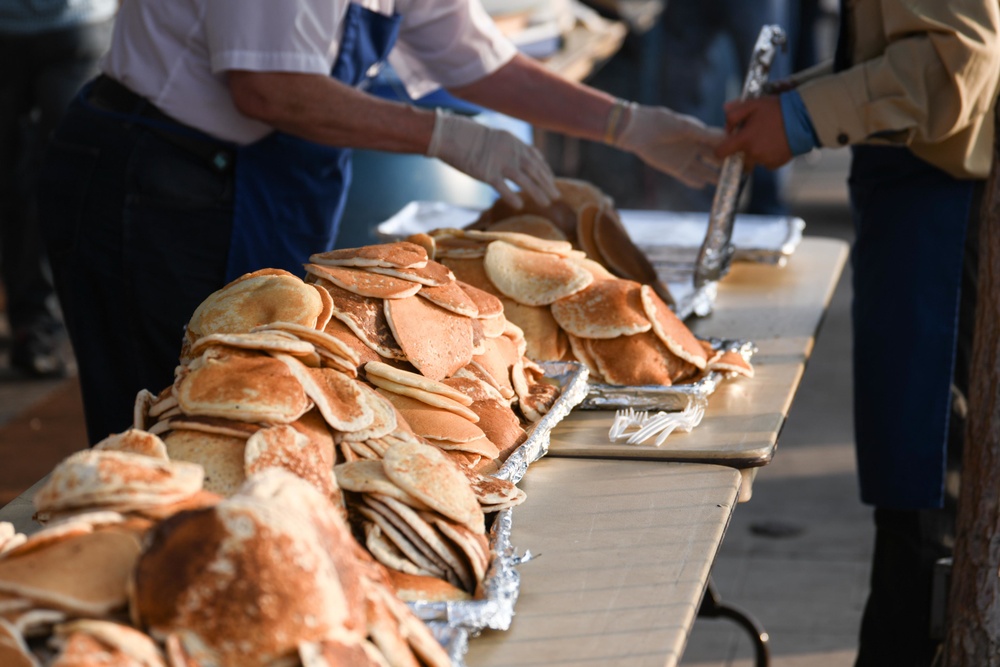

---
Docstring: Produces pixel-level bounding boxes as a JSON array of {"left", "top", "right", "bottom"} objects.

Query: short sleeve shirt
[{"left": 101, "top": 0, "right": 516, "bottom": 144}]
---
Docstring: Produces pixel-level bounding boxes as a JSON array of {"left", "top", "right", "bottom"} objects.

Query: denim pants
[
  {"left": 38, "top": 91, "right": 234, "bottom": 442},
  {"left": 0, "top": 20, "right": 111, "bottom": 336}
]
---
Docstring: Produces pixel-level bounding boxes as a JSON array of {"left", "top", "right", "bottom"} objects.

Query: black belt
[{"left": 88, "top": 75, "right": 233, "bottom": 171}]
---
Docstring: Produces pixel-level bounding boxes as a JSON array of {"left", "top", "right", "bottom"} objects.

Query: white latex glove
[
  {"left": 426, "top": 109, "right": 560, "bottom": 209},
  {"left": 614, "top": 103, "right": 725, "bottom": 189}
]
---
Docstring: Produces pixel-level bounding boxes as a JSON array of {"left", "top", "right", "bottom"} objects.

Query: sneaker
[{"left": 10, "top": 328, "right": 68, "bottom": 379}]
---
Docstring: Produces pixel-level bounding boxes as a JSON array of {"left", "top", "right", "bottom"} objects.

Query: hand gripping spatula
[{"left": 693, "top": 24, "right": 787, "bottom": 288}]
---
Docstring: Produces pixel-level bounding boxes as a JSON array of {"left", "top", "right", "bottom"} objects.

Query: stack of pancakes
[
  {"left": 468, "top": 177, "right": 675, "bottom": 307},
  {"left": 336, "top": 441, "right": 509, "bottom": 600},
  {"left": 426, "top": 207, "right": 754, "bottom": 386},
  {"left": 0, "top": 433, "right": 219, "bottom": 666},
  {"left": 5, "top": 453, "right": 453, "bottom": 665}
]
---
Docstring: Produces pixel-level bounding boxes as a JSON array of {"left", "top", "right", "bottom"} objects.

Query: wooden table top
[
  {"left": 546, "top": 236, "right": 849, "bottom": 468},
  {"left": 466, "top": 457, "right": 742, "bottom": 667}
]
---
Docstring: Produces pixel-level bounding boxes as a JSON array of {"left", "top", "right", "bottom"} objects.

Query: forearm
[
  {"left": 227, "top": 70, "right": 436, "bottom": 152},
  {"left": 447, "top": 53, "right": 615, "bottom": 143}
]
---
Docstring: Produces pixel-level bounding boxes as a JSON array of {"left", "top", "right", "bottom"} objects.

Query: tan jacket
[{"left": 794, "top": 0, "right": 1000, "bottom": 179}]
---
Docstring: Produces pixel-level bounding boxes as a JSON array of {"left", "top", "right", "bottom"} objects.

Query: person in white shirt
[{"left": 38, "top": 0, "right": 722, "bottom": 443}]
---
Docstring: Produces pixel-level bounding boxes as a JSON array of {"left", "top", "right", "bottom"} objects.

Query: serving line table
[
  {"left": 547, "top": 236, "right": 850, "bottom": 500},
  {"left": 469, "top": 236, "right": 849, "bottom": 667},
  {"left": 467, "top": 458, "right": 742, "bottom": 667}
]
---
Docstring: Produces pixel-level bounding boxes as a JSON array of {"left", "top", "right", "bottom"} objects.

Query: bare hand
[{"left": 715, "top": 96, "right": 792, "bottom": 170}]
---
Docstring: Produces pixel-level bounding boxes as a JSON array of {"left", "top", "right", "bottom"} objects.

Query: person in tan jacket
[{"left": 716, "top": 1, "right": 1000, "bottom": 664}]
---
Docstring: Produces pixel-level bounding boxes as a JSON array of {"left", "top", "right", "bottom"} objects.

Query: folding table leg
[{"left": 697, "top": 576, "right": 771, "bottom": 667}]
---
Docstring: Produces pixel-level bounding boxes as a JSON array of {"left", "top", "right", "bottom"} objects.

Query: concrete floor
[{"left": 0, "top": 148, "right": 866, "bottom": 667}]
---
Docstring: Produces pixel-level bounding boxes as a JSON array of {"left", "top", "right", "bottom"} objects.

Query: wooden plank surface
[
  {"left": 467, "top": 458, "right": 741, "bottom": 667},
  {"left": 547, "top": 237, "right": 849, "bottom": 466}
]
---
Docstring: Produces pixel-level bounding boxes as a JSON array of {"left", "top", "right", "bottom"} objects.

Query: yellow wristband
[{"left": 603, "top": 99, "right": 629, "bottom": 145}]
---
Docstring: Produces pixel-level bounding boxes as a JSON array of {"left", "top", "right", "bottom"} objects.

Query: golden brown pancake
[
  {"left": 416, "top": 280, "right": 480, "bottom": 317},
  {"left": 310, "top": 241, "right": 428, "bottom": 269},
  {"left": 640, "top": 285, "right": 707, "bottom": 369},
  {"left": 550, "top": 278, "right": 652, "bottom": 339},
  {"left": 484, "top": 241, "right": 592, "bottom": 306},
  {"left": 318, "top": 280, "right": 406, "bottom": 360},
  {"left": 487, "top": 214, "right": 568, "bottom": 241},
  {"left": 175, "top": 347, "right": 312, "bottom": 424},
  {"left": 384, "top": 296, "right": 474, "bottom": 382},
  {"left": 586, "top": 332, "right": 693, "bottom": 386},
  {"left": 304, "top": 263, "right": 421, "bottom": 299},
  {"left": 186, "top": 269, "right": 325, "bottom": 340},
  {"left": 368, "top": 258, "right": 454, "bottom": 287}
]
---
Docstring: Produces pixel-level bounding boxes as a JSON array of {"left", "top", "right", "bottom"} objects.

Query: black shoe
[{"left": 10, "top": 328, "right": 68, "bottom": 379}]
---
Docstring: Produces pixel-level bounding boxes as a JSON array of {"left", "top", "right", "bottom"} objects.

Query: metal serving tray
[
  {"left": 375, "top": 202, "right": 804, "bottom": 320},
  {"left": 413, "top": 361, "right": 589, "bottom": 665}
]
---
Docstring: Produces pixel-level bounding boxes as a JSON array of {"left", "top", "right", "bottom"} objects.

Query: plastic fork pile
[{"left": 608, "top": 398, "right": 707, "bottom": 446}]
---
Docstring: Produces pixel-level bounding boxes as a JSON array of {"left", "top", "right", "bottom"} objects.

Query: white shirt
[{"left": 101, "top": 0, "right": 516, "bottom": 144}]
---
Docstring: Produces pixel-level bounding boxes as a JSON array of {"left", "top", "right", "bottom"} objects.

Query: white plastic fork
[
  {"left": 608, "top": 406, "right": 649, "bottom": 440},
  {"left": 608, "top": 398, "right": 708, "bottom": 446}
]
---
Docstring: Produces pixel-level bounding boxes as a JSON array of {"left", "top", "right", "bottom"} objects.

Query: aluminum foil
[
  {"left": 409, "top": 361, "right": 589, "bottom": 661},
  {"left": 373, "top": 202, "right": 803, "bottom": 320},
  {"left": 579, "top": 339, "right": 756, "bottom": 410},
  {"left": 694, "top": 24, "right": 788, "bottom": 288}
]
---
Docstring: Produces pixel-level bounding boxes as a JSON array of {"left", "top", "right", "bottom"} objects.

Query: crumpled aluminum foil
[{"left": 411, "top": 362, "right": 589, "bottom": 662}]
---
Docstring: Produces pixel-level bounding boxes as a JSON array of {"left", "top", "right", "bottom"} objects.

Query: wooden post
[{"left": 942, "top": 100, "right": 1000, "bottom": 665}]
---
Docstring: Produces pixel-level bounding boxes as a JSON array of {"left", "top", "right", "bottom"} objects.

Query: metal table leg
[{"left": 697, "top": 576, "right": 771, "bottom": 667}]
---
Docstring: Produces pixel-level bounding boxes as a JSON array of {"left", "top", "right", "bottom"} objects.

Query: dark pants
[
  {"left": 38, "top": 90, "right": 234, "bottom": 442},
  {"left": 850, "top": 151, "right": 981, "bottom": 666},
  {"left": 0, "top": 20, "right": 111, "bottom": 337}
]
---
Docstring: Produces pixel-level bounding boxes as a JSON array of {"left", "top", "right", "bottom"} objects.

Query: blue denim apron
[
  {"left": 227, "top": 3, "right": 401, "bottom": 282},
  {"left": 849, "top": 145, "right": 973, "bottom": 510}
]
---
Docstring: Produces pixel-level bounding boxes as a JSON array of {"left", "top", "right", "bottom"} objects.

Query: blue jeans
[
  {"left": 656, "top": 0, "right": 792, "bottom": 214},
  {"left": 38, "top": 89, "right": 234, "bottom": 443}
]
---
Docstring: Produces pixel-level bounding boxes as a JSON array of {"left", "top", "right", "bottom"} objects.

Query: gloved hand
[
  {"left": 426, "top": 109, "right": 560, "bottom": 209},
  {"left": 613, "top": 103, "right": 725, "bottom": 189}
]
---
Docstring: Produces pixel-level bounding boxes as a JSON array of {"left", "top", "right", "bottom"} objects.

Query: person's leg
[
  {"left": 39, "top": 96, "right": 233, "bottom": 443},
  {"left": 847, "top": 146, "right": 975, "bottom": 666},
  {"left": 856, "top": 508, "right": 953, "bottom": 666},
  {"left": 2, "top": 21, "right": 112, "bottom": 376},
  {"left": 0, "top": 32, "right": 57, "bottom": 373}
]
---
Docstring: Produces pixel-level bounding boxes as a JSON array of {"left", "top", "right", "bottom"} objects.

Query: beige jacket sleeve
[{"left": 796, "top": 0, "right": 1000, "bottom": 178}]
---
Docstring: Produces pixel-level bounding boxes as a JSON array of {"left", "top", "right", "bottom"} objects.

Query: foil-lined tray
[
  {"left": 619, "top": 211, "right": 804, "bottom": 319},
  {"left": 414, "top": 361, "right": 589, "bottom": 663},
  {"left": 374, "top": 202, "right": 804, "bottom": 320},
  {"left": 579, "top": 339, "right": 756, "bottom": 411}
]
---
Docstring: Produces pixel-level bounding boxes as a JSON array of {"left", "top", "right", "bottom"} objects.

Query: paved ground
[{"left": 0, "top": 148, "right": 865, "bottom": 666}]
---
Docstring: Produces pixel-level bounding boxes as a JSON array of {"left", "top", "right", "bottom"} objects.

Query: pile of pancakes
[
  {"left": 423, "top": 225, "right": 752, "bottom": 386},
  {"left": 1, "top": 244, "right": 579, "bottom": 664},
  {"left": 467, "top": 178, "right": 675, "bottom": 308},
  {"left": 3, "top": 449, "right": 453, "bottom": 666}
]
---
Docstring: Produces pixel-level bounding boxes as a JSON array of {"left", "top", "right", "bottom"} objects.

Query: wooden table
[
  {"left": 468, "top": 237, "right": 848, "bottom": 666},
  {"left": 0, "top": 238, "right": 849, "bottom": 667},
  {"left": 467, "top": 458, "right": 741, "bottom": 667},
  {"left": 547, "top": 237, "right": 849, "bottom": 499}
]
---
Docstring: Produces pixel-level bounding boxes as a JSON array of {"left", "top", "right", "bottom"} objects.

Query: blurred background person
[
  {"left": 0, "top": 0, "right": 114, "bottom": 378},
  {"left": 655, "top": 0, "right": 793, "bottom": 215},
  {"left": 716, "top": 1, "right": 1000, "bottom": 663}
]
